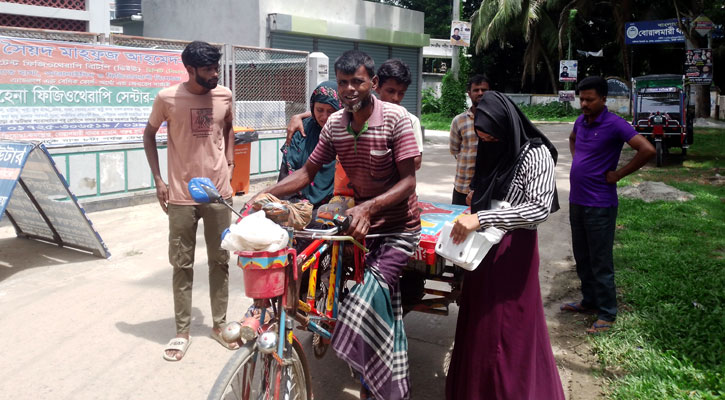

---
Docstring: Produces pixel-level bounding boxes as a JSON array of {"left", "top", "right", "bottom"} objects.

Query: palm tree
[
  {"left": 470, "top": 0, "right": 560, "bottom": 92},
  {"left": 471, "top": 0, "right": 637, "bottom": 91}
]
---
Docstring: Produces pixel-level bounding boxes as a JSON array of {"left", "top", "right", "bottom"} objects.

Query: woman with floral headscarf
[
  {"left": 445, "top": 91, "right": 564, "bottom": 399},
  {"left": 279, "top": 80, "right": 342, "bottom": 207}
]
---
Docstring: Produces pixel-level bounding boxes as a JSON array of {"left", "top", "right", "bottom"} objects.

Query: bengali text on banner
[{"left": 0, "top": 36, "right": 188, "bottom": 146}]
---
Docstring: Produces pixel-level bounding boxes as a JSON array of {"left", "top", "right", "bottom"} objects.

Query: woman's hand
[
  {"left": 285, "top": 114, "right": 306, "bottom": 145},
  {"left": 450, "top": 214, "right": 481, "bottom": 245},
  {"left": 466, "top": 190, "right": 474, "bottom": 206}
]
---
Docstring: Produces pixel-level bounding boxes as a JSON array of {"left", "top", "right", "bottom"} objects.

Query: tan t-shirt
[{"left": 148, "top": 83, "right": 234, "bottom": 205}]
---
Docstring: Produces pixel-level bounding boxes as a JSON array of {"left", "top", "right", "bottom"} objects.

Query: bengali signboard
[
  {"left": 0, "top": 141, "right": 110, "bottom": 258},
  {"left": 625, "top": 19, "right": 685, "bottom": 45},
  {"left": 685, "top": 48, "right": 713, "bottom": 85},
  {"left": 0, "top": 142, "right": 31, "bottom": 218},
  {"left": 558, "top": 90, "right": 576, "bottom": 102},
  {"left": 693, "top": 15, "right": 714, "bottom": 37},
  {"left": 0, "top": 36, "right": 188, "bottom": 146}
]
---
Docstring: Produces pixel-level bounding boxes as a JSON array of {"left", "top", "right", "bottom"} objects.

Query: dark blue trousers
[{"left": 569, "top": 203, "right": 618, "bottom": 322}]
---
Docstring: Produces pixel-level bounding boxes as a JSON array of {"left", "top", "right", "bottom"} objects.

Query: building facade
[
  {"left": 0, "top": 0, "right": 110, "bottom": 35},
  {"left": 138, "top": 0, "right": 429, "bottom": 116}
]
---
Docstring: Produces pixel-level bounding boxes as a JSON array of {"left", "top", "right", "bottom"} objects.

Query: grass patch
[
  {"left": 421, "top": 112, "right": 454, "bottom": 131},
  {"left": 593, "top": 128, "right": 725, "bottom": 399},
  {"left": 624, "top": 128, "right": 725, "bottom": 185},
  {"left": 519, "top": 101, "right": 581, "bottom": 122},
  {"left": 422, "top": 101, "right": 581, "bottom": 129}
]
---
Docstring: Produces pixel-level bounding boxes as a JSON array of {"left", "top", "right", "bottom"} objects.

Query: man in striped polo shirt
[
  {"left": 255, "top": 50, "right": 420, "bottom": 400},
  {"left": 449, "top": 74, "right": 490, "bottom": 205}
]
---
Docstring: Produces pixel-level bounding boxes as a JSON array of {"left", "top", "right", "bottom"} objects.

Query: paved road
[{"left": 0, "top": 123, "right": 577, "bottom": 400}]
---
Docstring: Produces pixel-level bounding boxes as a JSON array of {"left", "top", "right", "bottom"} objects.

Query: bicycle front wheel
[{"left": 207, "top": 339, "right": 311, "bottom": 400}]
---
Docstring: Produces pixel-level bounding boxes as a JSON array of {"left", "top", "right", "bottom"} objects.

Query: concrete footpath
[{"left": 0, "top": 123, "right": 601, "bottom": 399}]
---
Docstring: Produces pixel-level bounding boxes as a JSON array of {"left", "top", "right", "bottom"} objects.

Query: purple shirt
[{"left": 570, "top": 107, "right": 637, "bottom": 207}]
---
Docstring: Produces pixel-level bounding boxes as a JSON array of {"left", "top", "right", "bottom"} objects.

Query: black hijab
[{"left": 470, "top": 91, "right": 560, "bottom": 214}]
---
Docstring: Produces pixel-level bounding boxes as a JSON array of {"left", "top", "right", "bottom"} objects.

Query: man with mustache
[
  {"left": 562, "top": 76, "right": 654, "bottom": 334},
  {"left": 254, "top": 50, "right": 420, "bottom": 400},
  {"left": 285, "top": 58, "right": 423, "bottom": 170},
  {"left": 449, "top": 74, "right": 490, "bottom": 205},
  {"left": 144, "top": 41, "right": 238, "bottom": 361}
]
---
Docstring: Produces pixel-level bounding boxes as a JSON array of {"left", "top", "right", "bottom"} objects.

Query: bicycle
[
  {"left": 189, "top": 178, "right": 469, "bottom": 399},
  {"left": 189, "top": 178, "right": 366, "bottom": 400}
]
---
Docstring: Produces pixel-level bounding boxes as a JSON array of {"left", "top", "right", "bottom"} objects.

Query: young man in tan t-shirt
[{"left": 143, "top": 41, "right": 237, "bottom": 361}]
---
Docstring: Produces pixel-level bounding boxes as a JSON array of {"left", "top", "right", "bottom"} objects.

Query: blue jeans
[{"left": 569, "top": 203, "right": 618, "bottom": 322}]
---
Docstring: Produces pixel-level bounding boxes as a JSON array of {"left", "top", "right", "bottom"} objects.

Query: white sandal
[{"left": 162, "top": 337, "right": 191, "bottom": 361}]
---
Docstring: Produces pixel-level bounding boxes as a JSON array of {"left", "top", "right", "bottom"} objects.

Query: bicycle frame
[{"left": 293, "top": 231, "right": 367, "bottom": 341}]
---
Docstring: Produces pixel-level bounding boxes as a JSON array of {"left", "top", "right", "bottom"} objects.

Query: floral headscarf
[
  {"left": 280, "top": 80, "right": 342, "bottom": 207},
  {"left": 310, "top": 81, "right": 342, "bottom": 123}
]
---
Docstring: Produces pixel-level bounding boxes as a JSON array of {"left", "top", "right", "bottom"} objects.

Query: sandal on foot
[
  {"left": 560, "top": 302, "right": 596, "bottom": 314},
  {"left": 586, "top": 320, "right": 614, "bottom": 335},
  {"left": 211, "top": 328, "right": 240, "bottom": 350},
  {"left": 163, "top": 337, "right": 191, "bottom": 361}
]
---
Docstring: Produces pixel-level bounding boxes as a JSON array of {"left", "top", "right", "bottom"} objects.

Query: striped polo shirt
[
  {"left": 308, "top": 95, "right": 421, "bottom": 234},
  {"left": 449, "top": 109, "right": 477, "bottom": 194}
]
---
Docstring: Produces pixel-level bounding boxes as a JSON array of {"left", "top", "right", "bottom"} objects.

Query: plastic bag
[
  {"left": 435, "top": 224, "right": 505, "bottom": 271},
  {"left": 221, "top": 211, "right": 289, "bottom": 252},
  {"left": 434, "top": 200, "right": 510, "bottom": 271}
]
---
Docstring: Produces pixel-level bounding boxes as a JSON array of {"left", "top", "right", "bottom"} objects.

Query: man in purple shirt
[{"left": 562, "top": 76, "right": 655, "bottom": 334}]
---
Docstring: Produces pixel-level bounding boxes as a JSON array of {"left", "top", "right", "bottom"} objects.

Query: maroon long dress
[{"left": 445, "top": 229, "right": 565, "bottom": 400}]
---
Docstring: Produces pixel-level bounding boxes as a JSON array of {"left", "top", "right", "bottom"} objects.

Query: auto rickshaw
[{"left": 631, "top": 74, "right": 695, "bottom": 167}]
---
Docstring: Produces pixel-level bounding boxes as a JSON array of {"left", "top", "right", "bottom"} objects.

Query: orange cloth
[
  {"left": 149, "top": 83, "right": 234, "bottom": 204},
  {"left": 333, "top": 160, "right": 354, "bottom": 197}
]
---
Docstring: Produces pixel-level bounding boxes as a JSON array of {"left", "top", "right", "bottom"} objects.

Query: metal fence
[
  {"left": 230, "top": 45, "right": 308, "bottom": 131},
  {"left": 108, "top": 34, "right": 228, "bottom": 88}
]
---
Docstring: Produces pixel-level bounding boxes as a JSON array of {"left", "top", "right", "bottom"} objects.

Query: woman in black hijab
[{"left": 446, "top": 91, "right": 565, "bottom": 400}]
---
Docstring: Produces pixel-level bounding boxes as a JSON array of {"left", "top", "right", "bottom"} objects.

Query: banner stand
[{"left": 0, "top": 141, "right": 110, "bottom": 258}]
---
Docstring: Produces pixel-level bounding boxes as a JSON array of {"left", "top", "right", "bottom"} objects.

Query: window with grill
[
  {"left": 0, "top": 0, "right": 86, "bottom": 10},
  {"left": 0, "top": 13, "right": 87, "bottom": 31}
]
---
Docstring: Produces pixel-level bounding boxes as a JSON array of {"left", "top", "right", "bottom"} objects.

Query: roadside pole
[{"left": 451, "top": 0, "right": 460, "bottom": 80}]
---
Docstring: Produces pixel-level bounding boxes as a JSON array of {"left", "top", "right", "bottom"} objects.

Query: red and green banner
[{"left": 0, "top": 36, "right": 188, "bottom": 146}]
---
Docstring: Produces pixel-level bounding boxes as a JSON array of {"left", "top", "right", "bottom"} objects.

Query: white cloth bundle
[{"left": 221, "top": 211, "right": 289, "bottom": 252}]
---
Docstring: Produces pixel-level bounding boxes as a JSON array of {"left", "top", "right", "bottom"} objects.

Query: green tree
[
  {"left": 675, "top": 0, "right": 711, "bottom": 117},
  {"left": 470, "top": 0, "right": 561, "bottom": 92},
  {"left": 439, "top": 48, "right": 472, "bottom": 117}
]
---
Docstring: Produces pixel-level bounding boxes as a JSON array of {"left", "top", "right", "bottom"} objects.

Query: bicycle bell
[
  {"left": 221, "top": 321, "right": 242, "bottom": 343},
  {"left": 257, "top": 331, "right": 278, "bottom": 354}
]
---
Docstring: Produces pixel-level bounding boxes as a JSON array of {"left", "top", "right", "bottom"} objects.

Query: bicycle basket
[{"left": 236, "top": 249, "right": 290, "bottom": 299}]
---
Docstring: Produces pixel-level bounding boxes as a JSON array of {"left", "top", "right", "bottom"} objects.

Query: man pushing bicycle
[{"left": 251, "top": 50, "right": 420, "bottom": 400}]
